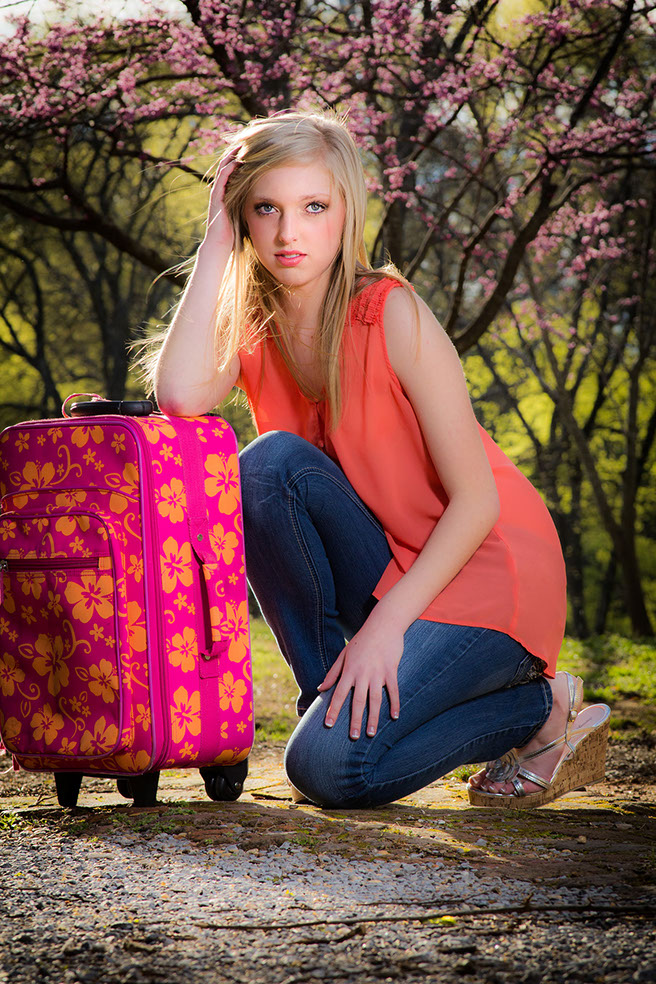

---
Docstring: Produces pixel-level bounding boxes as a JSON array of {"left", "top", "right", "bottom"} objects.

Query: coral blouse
[{"left": 237, "top": 278, "right": 567, "bottom": 675}]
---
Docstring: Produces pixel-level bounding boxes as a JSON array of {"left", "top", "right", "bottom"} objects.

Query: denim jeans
[{"left": 240, "top": 431, "right": 553, "bottom": 809}]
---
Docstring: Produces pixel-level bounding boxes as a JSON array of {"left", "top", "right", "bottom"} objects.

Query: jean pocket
[{"left": 507, "top": 651, "right": 547, "bottom": 688}]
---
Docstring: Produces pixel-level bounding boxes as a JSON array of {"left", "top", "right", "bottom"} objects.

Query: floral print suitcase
[{"left": 0, "top": 401, "right": 253, "bottom": 807}]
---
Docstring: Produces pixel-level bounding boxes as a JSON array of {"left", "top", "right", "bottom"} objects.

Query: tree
[
  {"left": 1, "top": 0, "right": 653, "bottom": 345},
  {"left": 471, "top": 168, "right": 656, "bottom": 636},
  {"left": 1, "top": 0, "right": 654, "bottom": 633}
]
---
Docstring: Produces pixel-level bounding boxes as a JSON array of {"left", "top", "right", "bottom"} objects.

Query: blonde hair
[{"left": 145, "top": 110, "right": 411, "bottom": 428}]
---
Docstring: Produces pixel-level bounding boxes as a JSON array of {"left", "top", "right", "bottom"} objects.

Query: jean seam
[
  {"left": 360, "top": 692, "right": 551, "bottom": 799},
  {"left": 285, "top": 484, "right": 329, "bottom": 676},
  {"left": 286, "top": 466, "right": 385, "bottom": 536},
  {"left": 284, "top": 466, "right": 385, "bottom": 678}
]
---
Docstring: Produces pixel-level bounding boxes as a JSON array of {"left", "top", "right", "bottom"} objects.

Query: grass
[
  {"left": 250, "top": 617, "right": 297, "bottom": 742},
  {"left": 250, "top": 617, "right": 656, "bottom": 743},
  {"left": 558, "top": 635, "right": 656, "bottom": 737}
]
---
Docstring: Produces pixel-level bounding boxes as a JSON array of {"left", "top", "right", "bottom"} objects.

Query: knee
[
  {"left": 239, "top": 430, "right": 315, "bottom": 486},
  {"left": 284, "top": 709, "right": 364, "bottom": 809}
]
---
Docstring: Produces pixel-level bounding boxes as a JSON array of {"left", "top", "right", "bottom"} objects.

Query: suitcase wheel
[
  {"left": 200, "top": 759, "right": 248, "bottom": 802},
  {"left": 115, "top": 772, "right": 160, "bottom": 807},
  {"left": 54, "top": 772, "right": 83, "bottom": 808}
]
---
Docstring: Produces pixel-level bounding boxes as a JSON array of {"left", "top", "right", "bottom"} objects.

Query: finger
[
  {"left": 324, "top": 676, "right": 352, "bottom": 728},
  {"left": 387, "top": 676, "right": 401, "bottom": 721},
  {"left": 348, "top": 683, "right": 368, "bottom": 740},
  {"left": 317, "top": 651, "right": 345, "bottom": 692},
  {"left": 366, "top": 688, "right": 382, "bottom": 738}
]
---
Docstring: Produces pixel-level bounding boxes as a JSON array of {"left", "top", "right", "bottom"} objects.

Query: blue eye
[
  {"left": 307, "top": 202, "right": 326, "bottom": 213},
  {"left": 254, "top": 202, "right": 276, "bottom": 214}
]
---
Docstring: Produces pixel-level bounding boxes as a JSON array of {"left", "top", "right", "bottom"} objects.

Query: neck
[{"left": 281, "top": 287, "right": 324, "bottom": 335}]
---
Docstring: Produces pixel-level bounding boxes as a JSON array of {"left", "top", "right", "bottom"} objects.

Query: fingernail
[
  {"left": 392, "top": 712, "right": 399, "bottom": 720},
  {"left": 367, "top": 727, "right": 375, "bottom": 737},
  {"left": 325, "top": 718, "right": 333, "bottom": 728},
  {"left": 350, "top": 730, "right": 359, "bottom": 739}
]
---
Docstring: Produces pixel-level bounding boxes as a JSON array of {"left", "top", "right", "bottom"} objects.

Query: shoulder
[
  {"left": 350, "top": 275, "right": 407, "bottom": 326},
  {"left": 383, "top": 286, "right": 462, "bottom": 389}
]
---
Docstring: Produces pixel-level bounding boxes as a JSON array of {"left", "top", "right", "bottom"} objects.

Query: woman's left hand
[{"left": 318, "top": 618, "right": 403, "bottom": 739}]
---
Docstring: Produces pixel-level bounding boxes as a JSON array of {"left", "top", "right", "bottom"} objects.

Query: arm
[
  {"left": 155, "top": 153, "right": 241, "bottom": 416},
  {"left": 320, "top": 286, "right": 500, "bottom": 737}
]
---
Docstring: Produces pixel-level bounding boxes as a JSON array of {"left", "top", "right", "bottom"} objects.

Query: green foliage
[{"left": 559, "top": 635, "right": 656, "bottom": 705}]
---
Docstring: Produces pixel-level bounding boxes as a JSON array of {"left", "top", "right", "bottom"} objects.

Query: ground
[{"left": 1, "top": 733, "right": 654, "bottom": 984}]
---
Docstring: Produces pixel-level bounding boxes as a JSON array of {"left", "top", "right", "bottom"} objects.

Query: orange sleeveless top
[{"left": 237, "top": 278, "right": 567, "bottom": 675}]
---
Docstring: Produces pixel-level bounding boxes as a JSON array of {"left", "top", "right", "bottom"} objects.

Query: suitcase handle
[{"left": 62, "top": 394, "right": 154, "bottom": 418}]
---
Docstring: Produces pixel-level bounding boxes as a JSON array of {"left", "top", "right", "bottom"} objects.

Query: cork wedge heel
[{"left": 467, "top": 673, "right": 611, "bottom": 809}]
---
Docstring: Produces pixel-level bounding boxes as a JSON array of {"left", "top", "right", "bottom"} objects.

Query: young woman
[{"left": 154, "top": 111, "right": 610, "bottom": 810}]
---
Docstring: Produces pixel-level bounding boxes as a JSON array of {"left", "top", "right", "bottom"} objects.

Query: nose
[{"left": 277, "top": 211, "right": 297, "bottom": 244}]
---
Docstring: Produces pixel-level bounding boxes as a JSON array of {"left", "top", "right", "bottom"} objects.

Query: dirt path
[{"left": 1, "top": 740, "right": 655, "bottom": 984}]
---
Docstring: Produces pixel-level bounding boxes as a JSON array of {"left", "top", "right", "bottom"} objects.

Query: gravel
[
  {"left": 1, "top": 743, "right": 655, "bottom": 984},
  {"left": 1, "top": 810, "right": 655, "bottom": 984}
]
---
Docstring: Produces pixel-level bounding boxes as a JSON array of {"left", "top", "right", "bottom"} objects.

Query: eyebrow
[{"left": 252, "top": 192, "right": 332, "bottom": 202}]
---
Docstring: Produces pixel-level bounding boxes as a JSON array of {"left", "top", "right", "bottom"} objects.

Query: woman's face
[{"left": 243, "top": 159, "right": 346, "bottom": 300}]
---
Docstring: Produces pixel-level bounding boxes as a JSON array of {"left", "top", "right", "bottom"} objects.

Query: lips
[{"left": 275, "top": 252, "right": 306, "bottom": 266}]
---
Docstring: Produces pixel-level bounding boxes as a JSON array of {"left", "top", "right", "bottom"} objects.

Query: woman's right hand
[{"left": 204, "top": 149, "right": 240, "bottom": 248}]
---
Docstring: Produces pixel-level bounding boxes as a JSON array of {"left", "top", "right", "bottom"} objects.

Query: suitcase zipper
[{"left": 0, "top": 556, "right": 102, "bottom": 573}]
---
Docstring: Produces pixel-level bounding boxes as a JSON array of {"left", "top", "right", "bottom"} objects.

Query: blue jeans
[{"left": 240, "top": 431, "right": 552, "bottom": 809}]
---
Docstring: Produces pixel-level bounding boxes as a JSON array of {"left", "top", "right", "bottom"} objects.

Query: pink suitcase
[{"left": 0, "top": 399, "right": 253, "bottom": 807}]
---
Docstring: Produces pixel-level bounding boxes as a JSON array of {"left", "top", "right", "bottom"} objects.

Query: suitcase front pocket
[{"left": 0, "top": 512, "right": 126, "bottom": 760}]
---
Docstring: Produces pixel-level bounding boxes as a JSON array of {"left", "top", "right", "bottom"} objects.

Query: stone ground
[{"left": 1, "top": 736, "right": 655, "bottom": 984}]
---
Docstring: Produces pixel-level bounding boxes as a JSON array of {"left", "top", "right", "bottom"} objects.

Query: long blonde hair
[{"left": 145, "top": 110, "right": 411, "bottom": 428}]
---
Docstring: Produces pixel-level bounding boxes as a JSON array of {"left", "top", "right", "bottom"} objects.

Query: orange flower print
[
  {"left": 158, "top": 477, "right": 186, "bottom": 524},
  {"left": 55, "top": 490, "right": 87, "bottom": 509},
  {"left": 16, "top": 431, "right": 30, "bottom": 452},
  {"left": 0, "top": 521, "right": 16, "bottom": 542},
  {"left": 20, "top": 605, "right": 36, "bottom": 624},
  {"left": 136, "top": 703, "right": 151, "bottom": 731},
  {"left": 168, "top": 627, "right": 196, "bottom": 672},
  {"left": 64, "top": 574, "right": 114, "bottom": 623},
  {"left": 46, "top": 591, "right": 63, "bottom": 617},
  {"left": 111, "top": 433, "right": 126, "bottom": 453},
  {"left": 88, "top": 659, "right": 119, "bottom": 704},
  {"left": 171, "top": 686, "right": 201, "bottom": 744},
  {"left": 1, "top": 714, "right": 21, "bottom": 745},
  {"left": 220, "top": 601, "right": 249, "bottom": 663},
  {"left": 127, "top": 555, "right": 143, "bottom": 582},
  {"left": 80, "top": 716, "right": 119, "bottom": 755},
  {"left": 0, "top": 651, "right": 26, "bottom": 696},
  {"left": 71, "top": 425, "right": 104, "bottom": 448},
  {"left": 127, "top": 601, "right": 147, "bottom": 653},
  {"left": 142, "top": 418, "right": 177, "bottom": 444},
  {"left": 21, "top": 460, "right": 56, "bottom": 490},
  {"left": 220, "top": 720, "right": 228, "bottom": 740},
  {"left": 31, "top": 704, "right": 65, "bottom": 745},
  {"left": 209, "top": 522, "right": 239, "bottom": 565},
  {"left": 58, "top": 737, "right": 78, "bottom": 755},
  {"left": 33, "top": 634, "right": 70, "bottom": 696},
  {"left": 179, "top": 742, "right": 196, "bottom": 760},
  {"left": 219, "top": 671, "right": 248, "bottom": 713},
  {"left": 2, "top": 585, "right": 16, "bottom": 615},
  {"left": 17, "top": 570, "right": 45, "bottom": 599},
  {"left": 204, "top": 454, "right": 240, "bottom": 514},
  {"left": 161, "top": 537, "right": 193, "bottom": 593},
  {"left": 109, "top": 463, "right": 139, "bottom": 515}
]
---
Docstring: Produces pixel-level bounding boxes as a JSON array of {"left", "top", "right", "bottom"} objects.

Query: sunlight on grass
[
  {"left": 250, "top": 617, "right": 298, "bottom": 742},
  {"left": 558, "top": 635, "right": 656, "bottom": 737}
]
